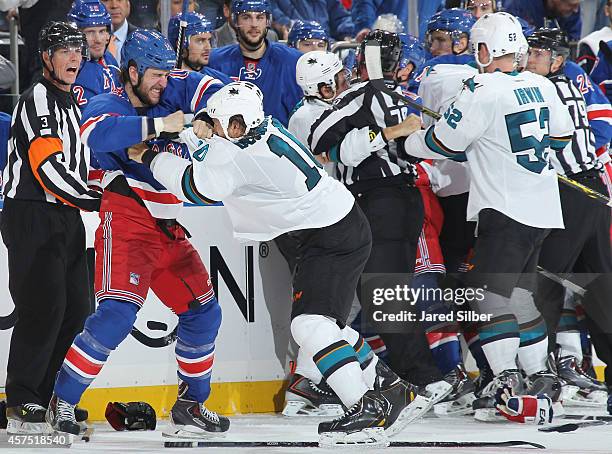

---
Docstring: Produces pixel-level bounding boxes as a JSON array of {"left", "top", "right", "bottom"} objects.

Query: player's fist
[
  {"left": 162, "top": 110, "right": 185, "bottom": 134},
  {"left": 128, "top": 142, "right": 148, "bottom": 163},
  {"left": 355, "top": 28, "right": 371, "bottom": 43},
  {"left": 383, "top": 114, "right": 422, "bottom": 140},
  {"left": 192, "top": 119, "right": 213, "bottom": 139}
]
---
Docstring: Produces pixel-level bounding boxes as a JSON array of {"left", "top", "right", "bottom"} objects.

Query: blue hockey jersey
[
  {"left": 564, "top": 61, "right": 612, "bottom": 154},
  {"left": 73, "top": 51, "right": 121, "bottom": 108},
  {"left": 208, "top": 41, "right": 303, "bottom": 126},
  {"left": 200, "top": 66, "right": 233, "bottom": 85},
  {"left": 80, "top": 70, "right": 224, "bottom": 219}
]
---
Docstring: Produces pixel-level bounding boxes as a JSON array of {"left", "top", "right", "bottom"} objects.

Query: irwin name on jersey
[{"left": 513, "top": 86, "right": 545, "bottom": 106}]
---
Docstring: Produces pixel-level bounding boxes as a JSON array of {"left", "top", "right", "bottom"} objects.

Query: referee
[{"left": 2, "top": 22, "right": 101, "bottom": 433}]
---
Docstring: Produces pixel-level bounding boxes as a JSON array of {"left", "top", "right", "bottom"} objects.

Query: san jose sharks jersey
[
  {"left": 208, "top": 40, "right": 303, "bottom": 126},
  {"left": 150, "top": 117, "right": 354, "bottom": 241},
  {"left": 405, "top": 70, "right": 575, "bottom": 229},
  {"left": 80, "top": 70, "right": 223, "bottom": 219}
]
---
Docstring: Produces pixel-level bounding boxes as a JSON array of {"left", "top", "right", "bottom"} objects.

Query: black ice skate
[
  {"left": 45, "top": 394, "right": 81, "bottom": 440},
  {"left": 282, "top": 374, "right": 344, "bottom": 417},
  {"left": 474, "top": 364, "right": 494, "bottom": 398},
  {"left": 164, "top": 398, "right": 230, "bottom": 439},
  {"left": 6, "top": 403, "right": 48, "bottom": 434},
  {"left": 317, "top": 390, "right": 388, "bottom": 447},
  {"left": 526, "top": 370, "right": 564, "bottom": 416},
  {"left": 473, "top": 369, "right": 524, "bottom": 422},
  {"left": 434, "top": 363, "right": 476, "bottom": 417},
  {"left": 374, "top": 360, "right": 436, "bottom": 436},
  {"left": 556, "top": 355, "right": 608, "bottom": 407}
]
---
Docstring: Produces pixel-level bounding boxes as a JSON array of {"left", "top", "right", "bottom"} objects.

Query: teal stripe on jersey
[{"left": 424, "top": 127, "right": 466, "bottom": 160}]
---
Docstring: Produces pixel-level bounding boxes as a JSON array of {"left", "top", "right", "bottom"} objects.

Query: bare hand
[
  {"left": 128, "top": 142, "right": 148, "bottom": 163},
  {"left": 355, "top": 28, "right": 371, "bottom": 43},
  {"left": 315, "top": 153, "right": 330, "bottom": 165},
  {"left": 383, "top": 114, "right": 422, "bottom": 140},
  {"left": 162, "top": 110, "right": 185, "bottom": 134},
  {"left": 192, "top": 119, "right": 213, "bottom": 139}
]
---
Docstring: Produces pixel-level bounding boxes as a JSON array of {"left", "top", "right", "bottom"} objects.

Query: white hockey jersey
[
  {"left": 150, "top": 116, "right": 355, "bottom": 241},
  {"left": 417, "top": 63, "right": 479, "bottom": 197},
  {"left": 405, "top": 70, "right": 575, "bottom": 229}
]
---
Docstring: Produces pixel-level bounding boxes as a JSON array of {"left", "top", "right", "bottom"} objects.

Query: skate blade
[
  {"left": 282, "top": 401, "right": 344, "bottom": 417},
  {"left": 434, "top": 393, "right": 476, "bottom": 417},
  {"left": 6, "top": 420, "right": 51, "bottom": 434},
  {"left": 318, "top": 427, "right": 389, "bottom": 448},
  {"left": 564, "top": 390, "right": 607, "bottom": 407},
  {"left": 561, "top": 385, "right": 580, "bottom": 402},
  {"left": 385, "top": 395, "right": 433, "bottom": 437},
  {"left": 162, "top": 428, "right": 227, "bottom": 440},
  {"left": 424, "top": 381, "right": 453, "bottom": 405}
]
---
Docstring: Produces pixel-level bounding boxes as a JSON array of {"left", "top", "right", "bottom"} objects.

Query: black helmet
[
  {"left": 527, "top": 27, "right": 570, "bottom": 59},
  {"left": 359, "top": 29, "right": 402, "bottom": 74},
  {"left": 39, "top": 21, "right": 88, "bottom": 59}
]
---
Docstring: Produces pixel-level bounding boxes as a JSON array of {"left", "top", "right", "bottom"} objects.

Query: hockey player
[
  {"left": 69, "top": 0, "right": 121, "bottom": 107},
  {"left": 130, "top": 81, "right": 435, "bottom": 446},
  {"left": 287, "top": 20, "right": 330, "bottom": 53},
  {"left": 167, "top": 11, "right": 233, "bottom": 84},
  {"left": 46, "top": 29, "right": 228, "bottom": 439},
  {"left": 402, "top": 12, "right": 575, "bottom": 422},
  {"left": 462, "top": 0, "right": 495, "bottom": 19},
  {"left": 396, "top": 33, "right": 426, "bottom": 92},
  {"left": 526, "top": 27, "right": 611, "bottom": 408},
  {"left": 424, "top": 8, "right": 475, "bottom": 60},
  {"left": 207, "top": 0, "right": 303, "bottom": 126},
  {"left": 309, "top": 30, "right": 453, "bottom": 403},
  {"left": 576, "top": 0, "right": 612, "bottom": 74}
]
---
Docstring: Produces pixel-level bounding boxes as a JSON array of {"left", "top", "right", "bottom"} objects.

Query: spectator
[
  {"left": 101, "top": 0, "right": 137, "bottom": 65},
  {"left": 168, "top": 11, "right": 232, "bottom": 82},
  {"left": 578, "top": 0, "right": 612, "bottom": 73},
  {"left": 208, "top": 0, "right": 302, "bottom": 126},
  {"left": 287, "top": 20, "right": 330, "bottom": 52},
  {"left": 214, "top": 0, "right": 277, "bottom": 47},
  {"left": 581, "top": 0, "right": 608, "bottom": 37},
  {"left": 504, "top": 0, "right": 582, "bottom": 41},
  {"left": 270, "top": 0, "right": 354, "bottom": 41}
]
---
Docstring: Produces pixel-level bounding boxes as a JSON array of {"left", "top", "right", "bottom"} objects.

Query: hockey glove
[
  {"left": 495, "top": 386, "right": 553, "bottom": 424},
  {"left": 105, "top": 401, "right": 157, "bottom": 431}
]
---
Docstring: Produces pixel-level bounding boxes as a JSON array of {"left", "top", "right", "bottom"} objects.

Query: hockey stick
[
  {"left": 562, "top": 414, "right": 612, "bottom": 422},
  {"left": 539, "top": 420, "right": 608, "bottom": 432},
  {"left": 363, "top": 41, "right": 612, "bottom": 209},
  {"left": 536, "top": 266, "right": 586, "bottom": 297},
  {"left": 164, "top": 439, "right": 545, "bottom": 449},
  {"left": 174, "top": 0, "right": 190, "bottom": 69}
]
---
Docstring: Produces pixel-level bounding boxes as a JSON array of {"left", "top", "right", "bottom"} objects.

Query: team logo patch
[
  {"left": 239, "top": 66, "right": 262, "bottom": 81},
  {"left": 129, "top": 272, "right": 140, "bottom": 286}
]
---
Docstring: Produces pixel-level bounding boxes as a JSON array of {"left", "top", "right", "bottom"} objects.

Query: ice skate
[
  {"left": 473, "top": 369, "right": 524, "bottom": 422},
  {"left": 282, "top": 374, "right": 344, "bottom": 417},
  {"left": 434, "top": 363, "right": 477, "bottom": 417},
  {"left": 556, "top": 355, "right": 607, "bottom": 407},
  {"left": 525, "top": 370, "right": 564, "bottom": 416},
  {"left": 374, "top": 360, "right": 435, "bottom": 436},
  {"left": 6, "top": 403, "right": 49, "bottom": 434},
  {"left": 163, "top": 397, "right": 230, "bottom": 439},
  {"left": 317, "top": 390, "right": 389, "bottom": 448},
  {"left": 44, "top": 395, "right": 80, "bottom": 446}
]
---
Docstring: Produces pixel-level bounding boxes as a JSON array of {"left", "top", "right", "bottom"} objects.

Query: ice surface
[{"left": 1, "top": 410, "right": 611, "bottom": 454}]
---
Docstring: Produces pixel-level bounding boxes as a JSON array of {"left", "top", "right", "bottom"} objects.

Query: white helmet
[
  {"left": 206, "top": 81, "right": 265, "bottom": 139},
  {"left": 296, "top": 51, "right": 343, "bottom": 101},
  {"left": 470, "top": 12, "right": 528, "bottom": 69}
]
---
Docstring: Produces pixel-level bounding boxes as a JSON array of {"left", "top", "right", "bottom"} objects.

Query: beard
[
  {"left": 236, "top": 26, "right": 266, "bottom": 51},
  {"left": 134, "top": 83, "right": 159, "bottom": 106}
]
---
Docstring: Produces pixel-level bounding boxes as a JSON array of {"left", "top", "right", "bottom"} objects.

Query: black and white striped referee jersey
[
  {"left": 3, "top": 78, "right": 100, "bottom": 211},
  {"left": 549, "top": 72, "right": 600, "bottom": 176},
  {"left": 308, "top": 80, "right": 418, "bottom": 192}
]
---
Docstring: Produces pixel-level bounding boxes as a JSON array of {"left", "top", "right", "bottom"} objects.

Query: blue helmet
[
  {"left": 398, "top": 33, "right": 426, "bottom": 74},
  {"left": 231, "top": 0, "right": 271, "bottom": 16},
  {"left": 288, "top": 20, "right": 329, "bottom": 48},
  {"left": 121, "top": 29, "right": 176, "bottom": 74},
  {"left": 68, "top": 0, "right": 111, "bottom": 29},
  {"left": 168, "top": 12, "right": 216, "bottom": 51},
  {"left": 517, "top": 17, "right": 535, "bottom": 38},
  {"left": 426, "top": 8, "right": 475, "bottom": 36}
]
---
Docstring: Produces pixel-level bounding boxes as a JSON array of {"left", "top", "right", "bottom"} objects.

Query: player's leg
[
  {"left": 48, "top": 206, "right": 160, "bottom": 435},
  {"left": 150, "top": 224, "right": 228, "bottom": 437}
]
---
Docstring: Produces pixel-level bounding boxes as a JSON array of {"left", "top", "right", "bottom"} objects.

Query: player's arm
[
  {"left": 578, "top": 73, "right": 612, "bottom": 151},
  {"left": 25, "top": 111, "right": 100, "bottom": 211}
]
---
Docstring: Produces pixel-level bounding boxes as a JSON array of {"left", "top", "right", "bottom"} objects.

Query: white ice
[{"left": 1, "top": 409, "right": 611, "bottom": 454}]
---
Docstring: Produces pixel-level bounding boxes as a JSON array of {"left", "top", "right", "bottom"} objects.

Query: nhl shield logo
[{"left": 129, "top": 272, "right": 140, "bottom": 286}]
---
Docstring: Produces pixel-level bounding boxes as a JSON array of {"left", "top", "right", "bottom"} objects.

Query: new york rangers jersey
[
  {"left": 208, "top": 41, "right": 303, "bottom": 126},
  {"left": 150, "top": 117, "right": 355, "bottom": 241},
  {"left": 405, "top": 70, "right": 575, "bottom": 229},
  {"left": 73, "top": 51, "right": 121, "bottom": 107},
  {"left": 80, "top": 70, "right": 223, "bottom": 219}
]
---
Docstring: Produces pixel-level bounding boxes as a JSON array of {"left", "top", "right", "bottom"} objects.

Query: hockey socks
[{"left": 55, "top": 299, "right": 138, "bottom": 405}]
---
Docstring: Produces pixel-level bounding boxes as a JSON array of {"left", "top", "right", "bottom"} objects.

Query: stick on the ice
[
  {"left": 539, "top": 420, "right": 608, "bottom": 432},
  {"left": 174, "top": 0, "right": 190, "bottom": 68},
  {"left": 163, "top": 439, "right": 546, "bottom": 449},
  {"left": 363, "top": 40, "right": 612, "bottom": 209}
]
